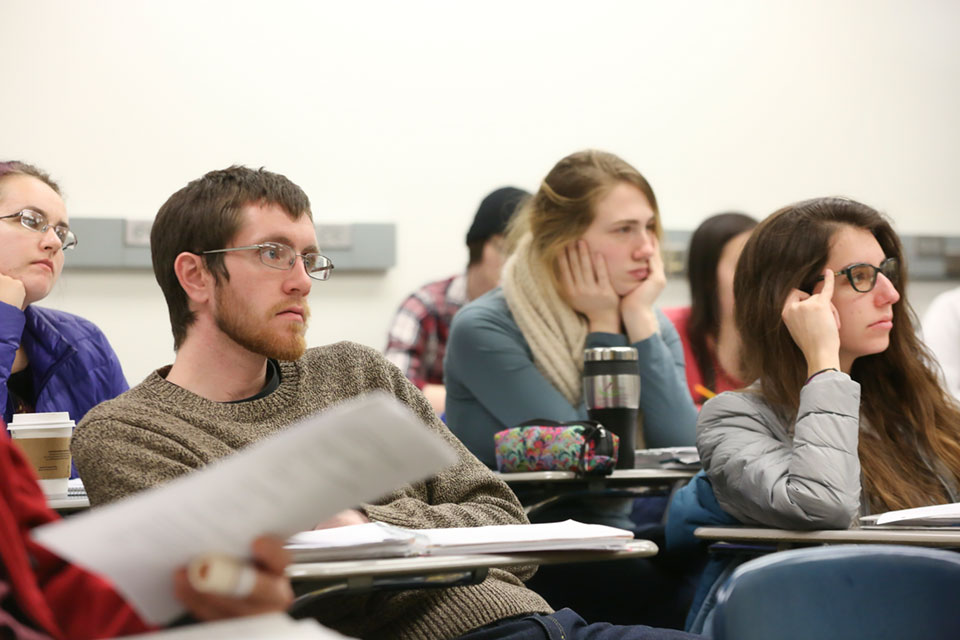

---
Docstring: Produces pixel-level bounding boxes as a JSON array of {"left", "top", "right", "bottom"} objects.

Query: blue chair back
[{"left": 711, "top": 544, "right": 960, "bottom": 640}]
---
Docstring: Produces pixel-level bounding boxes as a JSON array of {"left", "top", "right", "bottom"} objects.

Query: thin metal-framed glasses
[
  {"left": 0, "top": 209, "right": 78, "bottom": 250},
  {"left": 200, "top": 242, "right": 334, "bottom": 281},
  {"left": 812, "top": 257, "right": 899, "bottom": 293}
]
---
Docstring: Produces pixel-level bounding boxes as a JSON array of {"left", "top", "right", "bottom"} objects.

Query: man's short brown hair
[{"left": 151, "top": 166, "right": 312, "bottom": 350}]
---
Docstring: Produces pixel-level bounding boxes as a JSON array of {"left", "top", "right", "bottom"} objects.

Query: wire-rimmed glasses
[
  {"left": 0, "top": 209, "right": 78, "bottom": 250},
  {"left": 200, "top": 242, "right": 334, "bottom": 281}
]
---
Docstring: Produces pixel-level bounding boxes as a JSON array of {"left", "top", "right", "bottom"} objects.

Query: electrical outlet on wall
[
  {"left": 916, "top": 236, "right": 946, "bottom": 258},
  {"left": 316, "top": 224, "right": 353, "bottom": 250},
  {"left": 124, "top": 220, "right": 153, "bottom": 247}
]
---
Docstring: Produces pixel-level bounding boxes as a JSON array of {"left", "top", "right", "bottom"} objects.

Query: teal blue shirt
[{"left": 444, "top": 288, "right": 697, "bottom": 468}]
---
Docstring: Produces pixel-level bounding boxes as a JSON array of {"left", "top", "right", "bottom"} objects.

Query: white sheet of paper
[
  {"left": 286, "top": 522, "right": 425, "bottom": 561},
  {"left": 32, "top": 392, "right": 457, "bottom": 624},
  {"left": 871, "top": 501, "right": 960, "bottom": 526},
  {"left": 118, "top": 613, "right": 350, "bottom": 639},
  {"left": 285, "top": 519, "right": 634, "bottom": 560},
  {"left": 418, "top": 519, "right": 634, "bottom": 554}
]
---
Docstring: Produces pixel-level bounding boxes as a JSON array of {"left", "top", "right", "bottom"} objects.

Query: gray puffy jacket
[{"left": 697, "top": 370, "right": 862, "bottom": 530}]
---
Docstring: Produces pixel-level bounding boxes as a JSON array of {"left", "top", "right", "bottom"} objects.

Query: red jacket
[
  {"left": 0, "top": 420, "right": 149, "bottom": 639},
  {"left": 663, "top": 306, "right": 743, "bottom": 407}
]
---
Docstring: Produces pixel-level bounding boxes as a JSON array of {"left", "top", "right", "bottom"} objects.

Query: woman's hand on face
[
  {"left": 559, "top": 241, "right": 620, "bottom": 333},
  {"left": 781, "top": 269, "right": 842, "bottom": 375},
  {"left": 620, "top": 240, "right": 666, "bottom": 342},
  {"left": 0, "top": 273, "right": 26, "bottom": 309}
]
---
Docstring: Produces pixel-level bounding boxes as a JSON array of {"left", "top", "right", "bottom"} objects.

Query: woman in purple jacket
[{"left": 0, "top": 161, "right": 127, "bottom": 439}]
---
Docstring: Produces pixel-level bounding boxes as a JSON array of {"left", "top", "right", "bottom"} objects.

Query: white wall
[{"left": 3, "top": 1, "right": 959, "bottom": 384}]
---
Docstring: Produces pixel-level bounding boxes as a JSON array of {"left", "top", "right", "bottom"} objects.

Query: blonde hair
[{"left": 507, "top": 150, "right": 661, "bottom": 294}]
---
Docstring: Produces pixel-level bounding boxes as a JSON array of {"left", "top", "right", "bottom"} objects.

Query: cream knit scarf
[{"left": 501, "top": 232, "right": 588, "bottom": 406}]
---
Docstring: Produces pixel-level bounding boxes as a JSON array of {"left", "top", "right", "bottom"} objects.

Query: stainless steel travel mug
[{"left": 583, "top": 346, "right": 640, "bottom": 469}]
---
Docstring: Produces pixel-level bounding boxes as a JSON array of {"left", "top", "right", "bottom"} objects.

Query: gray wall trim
[{"left": 62, "top": 219, "right": 396, "bottom": 272}]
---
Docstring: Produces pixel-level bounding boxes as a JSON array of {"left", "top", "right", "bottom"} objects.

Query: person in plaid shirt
[{"left": 386, "top": 187, "right": 529, "bottom": 414}]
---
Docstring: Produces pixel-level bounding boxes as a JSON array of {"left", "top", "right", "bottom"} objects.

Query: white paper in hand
[{"left": 32, "top": 392, "right": 457, "bottom": 624}]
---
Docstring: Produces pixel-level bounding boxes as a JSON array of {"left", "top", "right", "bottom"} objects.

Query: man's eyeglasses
[
  {"left": 812, "top": 257, "right": 899, "bottom": 293},
  {"left": 200, "top": 242, "right": 334, "bottom": 281},
  {"left": 0, "top": 209, "right": 78, "bottom": 250}
]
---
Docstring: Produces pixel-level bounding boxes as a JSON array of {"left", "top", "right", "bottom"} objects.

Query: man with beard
[{"left": 71, "top": 166, "right": 697, "bottom": 640}]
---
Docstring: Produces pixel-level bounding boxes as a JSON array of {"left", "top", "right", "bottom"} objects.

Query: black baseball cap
[{"left": 465, "top": 186, "right": 530, "bottom": 246}]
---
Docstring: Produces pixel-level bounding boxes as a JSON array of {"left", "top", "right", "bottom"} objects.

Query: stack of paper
[
  {"left": 119, "top": 613, "right": 350, "bottom": 639},
  {"left": 860, "top": 502, "right": 960, "bottom": 527},
  {"left": 286, "top": 523, "right": 425, "bottom": 562},
  {"left": 634, "top": 446, "right": 700, "bottom": 469},
  {"left": 286, "top": 519, "right": 634, "bottom": 562},
  {"left": 32, "top": 393, "right": 458, "bottom": 624}
]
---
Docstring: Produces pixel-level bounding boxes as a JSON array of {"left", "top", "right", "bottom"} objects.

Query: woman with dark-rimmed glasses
[
  {"left": 697, "top": 196, "right": 960, "bottom": 530},
  {"left": 0, "top": 161, "right": 127, "bottom": 438},
  {"left": 666, "top": 197, "right": 960, "bottom": 634}
]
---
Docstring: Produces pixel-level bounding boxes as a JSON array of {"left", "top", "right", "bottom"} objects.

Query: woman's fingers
[
  {"left": 780, "top": 270, "right": 842, "bottom": 371},
  {"left": 593, "top": 251, "right": 611, "bottom": 290},
  {"left": 576, "top": 240, "right": 595, "bottom": 286},
  {"left": 566, "top": 244, "right": 585, "bottom": 289},
  {"left": 819, "top": 268, "right": 835, "bottom": 300},
  {"left": 558, "top": 250, "right": 576, "bottom": 292},
  {"left": 0, "top": 273, "right": 26, "bottom": 308}
]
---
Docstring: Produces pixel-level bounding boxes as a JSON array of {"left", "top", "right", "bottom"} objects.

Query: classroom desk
[
  {"left": 498, "top": 468, "right": 696, "bottom": 486},
  {"left": 48, "top": 495, "right": 90, "bottom": 513},
  {"left": 497, "top": 468, "right": 696, "bottom": 514},
  {"left": 695, "top": 525, "right": 960, "bottom": 551},
  {"left": 287, "top": 540, "right": 658, "bottom": 602}
]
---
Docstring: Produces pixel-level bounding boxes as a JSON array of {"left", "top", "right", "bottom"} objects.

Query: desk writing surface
[
  {"left": 694, "top": 526, "right": 960, "bottom": 548},
  {"left": 496, "top": 468, "right": 696, "bottom": 484},
  {"left": 48, "top": 495, "right": 90, "bottom": 512},
  {"left": 286, "top": 540, "right": 658, "bottom": 581}
]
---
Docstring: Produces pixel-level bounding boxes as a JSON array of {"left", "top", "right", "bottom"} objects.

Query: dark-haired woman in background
[{"left": 665, "top": 213, "right": 756, "bottom": 407}]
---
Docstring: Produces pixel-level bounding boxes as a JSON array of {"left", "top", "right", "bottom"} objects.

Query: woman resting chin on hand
[
  {"left": 0, "top": 162, "right": 128, "bottom": 439},
  {"left": 442, "top": 150, "right": 699, "bottom": 628},
  {"left": 444, "top": 150, "right": 697, "bottom": 472}
]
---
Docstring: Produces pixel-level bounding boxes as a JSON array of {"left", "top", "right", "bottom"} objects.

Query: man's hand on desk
[
  {"left": 173, "top": 536, "right": 294, "bottom": 621},
  {"left": 314, "top": 509, "right": 371, "bottom": 530}
]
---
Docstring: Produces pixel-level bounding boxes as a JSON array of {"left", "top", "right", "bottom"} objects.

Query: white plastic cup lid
[{"left": 9, "top": 412, "right": 76, "bottom": 428}]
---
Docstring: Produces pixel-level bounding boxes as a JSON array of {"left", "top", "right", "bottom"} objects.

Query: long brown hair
[
  {"left": 735, "top": 197, "right": 960, "bottom": 512},
  {"left": 507, "top": 150, "right": 661, "bottom": 295},
  {"left": 686, "top": 212, "right": 757, "bottom": 391}
]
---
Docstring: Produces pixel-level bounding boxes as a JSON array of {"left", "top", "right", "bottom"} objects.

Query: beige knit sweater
[{"left": 72, "top": 341, "right": 551, "bottom": 640}]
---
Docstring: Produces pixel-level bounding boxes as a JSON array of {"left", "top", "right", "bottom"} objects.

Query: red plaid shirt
[{"left": 385, "top": 274, "right": 467, "bottom": 389}]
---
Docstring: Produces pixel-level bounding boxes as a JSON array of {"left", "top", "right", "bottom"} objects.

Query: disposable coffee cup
[{"left": 7, "top": 412, "right": 75, "bottom": 498}]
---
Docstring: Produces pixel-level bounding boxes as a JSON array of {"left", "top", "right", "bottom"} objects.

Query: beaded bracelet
[{"left": 805, "top": 367, "right": 839, "bottom": 385}]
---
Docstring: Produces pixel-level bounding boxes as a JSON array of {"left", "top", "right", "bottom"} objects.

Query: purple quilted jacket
[{"left": 1, "top": 303, "right": 128, "bottom": 476}]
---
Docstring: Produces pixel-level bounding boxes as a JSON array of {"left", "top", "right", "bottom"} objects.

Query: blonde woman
[
  {"left": 445, "top": 150, "right": 696, "bottom": 470},
  {"left": 444, "top": 150, "right": 699, "bottom": 628}
]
